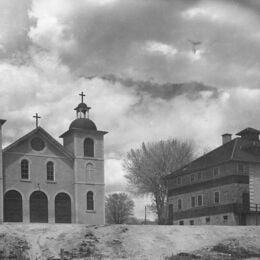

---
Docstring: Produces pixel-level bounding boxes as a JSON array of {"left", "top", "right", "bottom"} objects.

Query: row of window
[
  {"left": 178, "top": 215, "right": 228, "bottom": 225},
  {"left": 21, "top": 160, "right": 55, "bottom": 181},
  {"left": 176, "top": 163, "right": 246, "bottom": 186},
  {"left": 20, "top": 160, "right": 94, "bottom": 181},
  {"left": 30, "top": 137, "right": 95, "bottom": 158},
  {"left": 176, "top": 191, "right": 220, "bottom": 210}
]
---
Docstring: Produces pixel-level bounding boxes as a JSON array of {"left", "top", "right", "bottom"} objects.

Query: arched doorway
[
  {"left": 4, "top": 190, "right": 23, "bottom": 222},
  {"left": 30, "top": 191, "right": 48, "bottom": 223},
  {"left": 55, "top": 193, "right": 71, "bottom": 223}
]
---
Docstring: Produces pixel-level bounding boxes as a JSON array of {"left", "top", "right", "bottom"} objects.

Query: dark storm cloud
[{"left": 94, "top": 74, "right": 221, "bottom": 101}]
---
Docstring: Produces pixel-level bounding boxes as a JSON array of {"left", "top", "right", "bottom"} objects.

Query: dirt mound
[{"left": 0, "top": 224, "right": 260, "bottom": 259}]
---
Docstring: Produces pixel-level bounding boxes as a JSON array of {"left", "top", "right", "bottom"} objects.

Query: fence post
[{"left": 60, "top": 248, "right": 64, "bottom": 260}]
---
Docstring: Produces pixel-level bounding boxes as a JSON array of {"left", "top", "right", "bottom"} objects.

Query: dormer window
[{"left": 84, "top": 138, "right": 94, "bottom": 157}]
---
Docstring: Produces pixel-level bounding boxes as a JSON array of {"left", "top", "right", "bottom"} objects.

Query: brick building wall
[{"left": 167, "top": 162, "right": 249, "bottom": 225}]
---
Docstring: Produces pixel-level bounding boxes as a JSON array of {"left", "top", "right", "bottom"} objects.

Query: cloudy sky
[{"left": 1, "top": 0, "right": 260, "bottom": 218}]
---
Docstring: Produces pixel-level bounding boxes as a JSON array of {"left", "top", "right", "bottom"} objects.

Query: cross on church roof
[
  {"left": 79, "top": 91, "right": 85, "bottom": 103},
  {"left": 33, "top": 113, "right": 41, "bottom": 128}
]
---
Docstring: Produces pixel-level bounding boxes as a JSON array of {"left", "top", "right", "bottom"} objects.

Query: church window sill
[
  {"left": 86, "top": 210, "right": 96, "bottom": 213},
  {"left": 20, "top": 179, "right": 31, "bottom": 183},
  {"left": 46, "top": 181, "right": 56, "bottom": 184}
]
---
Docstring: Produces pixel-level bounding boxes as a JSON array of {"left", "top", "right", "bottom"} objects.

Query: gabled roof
[
  {"left": 3, "top": 126, "right": 73, "bottom": 160},
  {"left": 165, "top": 134, "right": 260, "bottom": 179},
  {"left": 236, "top": 127, "right": 260, "bottom": 136}
]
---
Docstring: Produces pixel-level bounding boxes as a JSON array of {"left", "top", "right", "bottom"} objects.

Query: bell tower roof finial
[{"left": 74, "top": 91, "right": 91, "bottom": 119}]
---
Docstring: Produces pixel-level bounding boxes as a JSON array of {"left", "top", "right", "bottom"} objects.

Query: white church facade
[{"left": 0, "top": 92, "right": 107, "bottom": 224}]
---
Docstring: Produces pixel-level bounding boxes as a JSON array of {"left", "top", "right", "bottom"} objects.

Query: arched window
[
  {"left": 87, "top": 191, "right": 94, "bottom": 210},
  {"left": 21, "top": 159, "right": 29, "bottom": 179},
  {"left": 86, "top": 163, "right": 93, "bottom": 181},
  {"left": 47, "top": 161, "right": 54, "bottom": 181},
  {"left": 84, "top": 138, "right": 94, "bottom": 157}
]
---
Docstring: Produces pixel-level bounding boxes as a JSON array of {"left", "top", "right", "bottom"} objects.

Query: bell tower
[{"left": 60, "top": 92, "right": 107, "bottom": 224}]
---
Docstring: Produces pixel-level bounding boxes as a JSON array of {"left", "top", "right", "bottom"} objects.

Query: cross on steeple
[
  {"left": 79, "top": 91, "right": 85, "bottom": 103},
  {"left": 33, "top": 113, "right": 41, "bottom": 128}
]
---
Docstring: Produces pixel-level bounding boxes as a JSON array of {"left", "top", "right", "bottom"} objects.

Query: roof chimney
[{"left": 222, "top": 133, "right": 232, "bottom": 145}]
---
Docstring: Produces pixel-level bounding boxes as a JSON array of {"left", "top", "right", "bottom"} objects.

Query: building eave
[{"left": 60, "top": 128, "right": 108, "bottom": 138}]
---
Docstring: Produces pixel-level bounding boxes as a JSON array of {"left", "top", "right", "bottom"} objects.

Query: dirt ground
[{"left": 0, "top": 224, "right": 260, "bottom": 259}]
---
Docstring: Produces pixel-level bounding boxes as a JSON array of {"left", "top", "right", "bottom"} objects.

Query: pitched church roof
[
  {"left": 3, "top": 126, "right": 73, "bottom": 160},
  {"left": 165, "top": 127, "right": 260, "bottom": 179}
]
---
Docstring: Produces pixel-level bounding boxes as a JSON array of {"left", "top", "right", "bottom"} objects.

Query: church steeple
[{"left": 74, "top": 91, "right": 91, "bottom": 119}]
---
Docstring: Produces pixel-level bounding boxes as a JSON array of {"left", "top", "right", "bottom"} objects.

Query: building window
[
  {"left": 214, "top": 191, "right": 220, "bottom": 204},
  {"left": 31, "top": 137, "right": 45, "bottom": 151},
  {"left": 177, "top": 176, "right": 181, "bottom": 185},
  {"left": 238, "top": 163, "right": 245, "bottom": 174},
  {"left": 178, "top": 199, "right": 182, "bottom": 210},
  {"left": 190, "top": 174, "right": 195, "bottom": 183},
  {"left": 198, "top": 195, "right": 203, "bottom": 207},
  {"left": 223, "top": 215, "right": 228, "bottom": 223},
  {"left": 191, "top": 196, "right": 196, "bottom": 208},
  {"left": 21, "top": 159, "right": 29, "bottom": 179},
  {"left": 213, "top": 167, "right": 219, "bottom": 177},
  {"left": 206, "top": 217, "right": 210, "bottom": 224},
  {"left": 86, "top": 163, "right": 94, "bottom": 181},
  {"left": 197, "top": 172, "right": 202, "bottom": 181},
  {"left": 84, "top": 138, "right": 94, "bottom": 157},
  {"left": 47, "top": 161, "right": 54, "bottom": 181},
  {"left": 190, "top": 220, "right": 194, "bottom": 225},
  {"left": 179, "top": 220, "right": 184, "bottom": 225},
  {"left": 87, "top": 191, "right": 94, "bottom": 210}
]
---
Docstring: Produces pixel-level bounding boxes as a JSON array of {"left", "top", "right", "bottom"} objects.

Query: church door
[
  {"left": 55, "top": 193, "right": 71, "bottom": 223},
  {"left": 4, "top": 190, "right": 23, "bottom": 222},
  {"left": 30, "top": 191, "right": 48, "bottom": 223}
]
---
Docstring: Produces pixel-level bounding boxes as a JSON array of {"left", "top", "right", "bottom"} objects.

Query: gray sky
[{"left": 1, "top": 0, "right": 260, "bottom": 218}]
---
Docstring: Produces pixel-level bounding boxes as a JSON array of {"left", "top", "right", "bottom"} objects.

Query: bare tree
[
  {"left": 123, "top": 139, "right": 194, "bottom": 224},
  {"left": 105, "top": 193, "right": 135, "bottom": 224}
]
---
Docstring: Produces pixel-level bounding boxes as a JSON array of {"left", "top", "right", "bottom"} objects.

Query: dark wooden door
[
  {"left": 30, "top": 191, "right": 48, "bottom": 223},
  {"left": 4, "top": 190, "right": 23, "bottom": 222},
  {"left": 55, "top": 193, "right": 71, "bottom": 223}
]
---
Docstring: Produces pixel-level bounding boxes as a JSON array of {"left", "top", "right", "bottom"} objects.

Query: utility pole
[
  {"left": 256, "top": 204, "right": 258, "bottom": 226},
  {"left": 145, "top": 206, "right": 147, "bottom": 224}
]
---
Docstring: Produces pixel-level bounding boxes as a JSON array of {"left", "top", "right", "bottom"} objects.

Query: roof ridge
[
  {"left": 38, "top": 127, "right": 73, "bottom": 159},
  {"left": 3, "top": 127, "right": 73, "bottom": 160},
  {"left": 165, "top": 137, "right": 240, "bottom": 179},
  {"left": 3, "top": 128, "right": 39, "bottom": 152}
]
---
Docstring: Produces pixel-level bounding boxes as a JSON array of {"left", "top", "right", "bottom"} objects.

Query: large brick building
[
  {"left": 165, "top": 128, "right": 260, "bottom": 225},
  {"left": 0, "top": 93, "right": 107, "bottom": 224}
]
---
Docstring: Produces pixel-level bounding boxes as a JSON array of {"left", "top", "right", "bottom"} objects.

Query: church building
[{"left": 0, "top": 92, "right": 107, "bottom": 224}]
